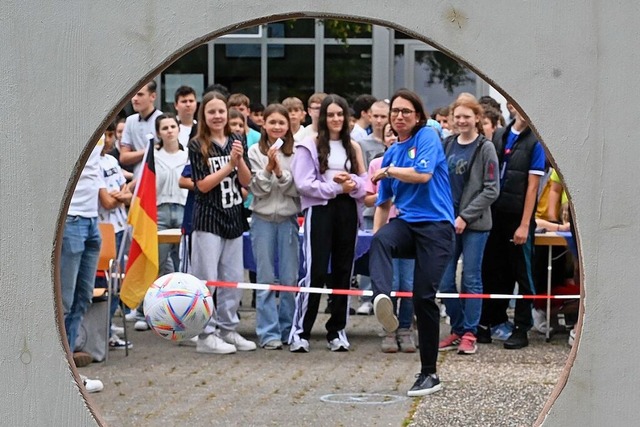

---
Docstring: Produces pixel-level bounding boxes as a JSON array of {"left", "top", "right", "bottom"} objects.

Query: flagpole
[{"left": 116, "top": 138, "right": 154, "bottom": 264}]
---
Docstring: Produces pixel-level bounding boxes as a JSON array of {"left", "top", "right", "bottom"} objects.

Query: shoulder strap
[
  {"left": 464, "top": 136, "right": 486, "bottom": 182},
  {"left": 443, "top": 134, "right": 457, "bottom": 155}
]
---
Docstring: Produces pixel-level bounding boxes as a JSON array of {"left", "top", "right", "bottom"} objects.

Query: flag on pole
[{"left": 120, "top": 141, "right": 159, "bottom": 308}]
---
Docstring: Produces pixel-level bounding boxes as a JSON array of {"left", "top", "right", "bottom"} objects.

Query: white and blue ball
[{"left": 143, "top": 273, "right": 213, "bottom": 341}]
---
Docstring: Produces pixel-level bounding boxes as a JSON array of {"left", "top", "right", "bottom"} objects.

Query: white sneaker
[
  {"left": 373, "top": 294, "right": 399, "bottom": 333},
  {"left": 532, "top": 308, "right": 552, "bottom": 334},
  {"left": 80, "top": 375, "right": 104, "bottom": 393},
  {"left": 356, "top": 301, "right": 374, "bottom": 315},
  {"left": 289, "top": 338, "right": 310, "bottom": 353},
  {"left": 111, "top": 325, "right": 125, "bottom": 335},
  {"left": 327, "top": 338, "right": 349, "bottom": 352},
  {"left": 124, "top": 311, "right": 139, "bottom": 322},
  {"left": 134, "top": 320, "right": 149, "bottom": 331},
  {"left": 218, "top": 330, "right": 257, "bottom": 351},
  {"left": 568, "top": 329, "right": 576, "bottom": 347},
  {"left": 196, "top": 334, "right": 237, "bottom": 354},
  {"left": 109, "top": 334, "right": 133, "bottom": 350}
]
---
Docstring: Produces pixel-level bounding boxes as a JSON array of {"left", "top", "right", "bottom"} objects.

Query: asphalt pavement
[{"left": 84, "top": 293, "right": 570, "bottom": 427}]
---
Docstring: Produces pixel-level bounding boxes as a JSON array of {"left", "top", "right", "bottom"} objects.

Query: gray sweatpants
[{"left": 190, "top": 230, "right": 244, "bottom": 335}]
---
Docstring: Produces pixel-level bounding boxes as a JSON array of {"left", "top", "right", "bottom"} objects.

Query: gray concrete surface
[{"left": 85, "top": 294, "right": 570, "bottom": 426}]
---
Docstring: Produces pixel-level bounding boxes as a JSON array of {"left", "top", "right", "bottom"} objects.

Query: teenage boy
[
  {"left": 297, "top": 92, "right": 327, "bottom": 141},
  {"left": 479, "top": 109, "right": 545, "bottom": 349},
  {"left": 282, "top": 96, "right": 307, "bottom": 142},
  {"left": 350, "top": 94, "right": 377, "bottom": 143},
  {"left": 249, "top": 101, "right": 265, "bottom": 128},
  {"left": 61, "top": 137, "right": 106, "bottom": 392},
  {"left": 228, "top": 93, "right": 261, "bottom": 145},
  {"left": 119, "top": 81, "right": 163, "bottom": 176},
  {"left": 174, "top": 85, "right": 197, "bottom": 146}
]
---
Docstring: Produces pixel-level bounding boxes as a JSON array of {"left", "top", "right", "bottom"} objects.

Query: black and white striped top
[{"left": 188, "top": 137, "right": 249, "bottom": 239}]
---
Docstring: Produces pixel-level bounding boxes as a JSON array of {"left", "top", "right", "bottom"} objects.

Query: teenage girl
[
  {"left": 154, "top": 113, "right": 188, "bottom": 276},
  {"left": 289, "top": 94, "right": 366, "bottom": 353},
  {"left": 187, "top": 91, "right": 256, "bottom": 354},
  {"left": 437, "top": 96, "right": 499, "bottom": 355},
  {"left": 248, "top": 104, "right": 300, "bottom": 350}
]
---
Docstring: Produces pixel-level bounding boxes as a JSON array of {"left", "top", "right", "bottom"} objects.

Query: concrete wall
[{"left": 1, "top": 1, "right": 637, "bottom": 425}]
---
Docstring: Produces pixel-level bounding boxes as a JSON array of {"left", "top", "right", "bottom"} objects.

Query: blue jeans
[
  {"left": 439, "top": 229, "right": 489, "bottom": 335},
  {"left": 392, "top": 258, "right": 415, "bottom": 329},
  {"left": 157, "top": 203, "right": 184, "bottom": 275},
  {"left": 250, "top": 216, "right": 299, "bottom": 346},
  {"left": 60, "top": 215, "right": 101, "bottom": 349}
]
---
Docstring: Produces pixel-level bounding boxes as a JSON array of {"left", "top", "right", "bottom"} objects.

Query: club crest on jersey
[{"left": 408, "top": 147, "right": 416, "bottom": 159}]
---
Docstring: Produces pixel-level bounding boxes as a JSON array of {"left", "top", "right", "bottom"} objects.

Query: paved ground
[{"left": 84, "top": 294, "right": 571, "bottom": 427}]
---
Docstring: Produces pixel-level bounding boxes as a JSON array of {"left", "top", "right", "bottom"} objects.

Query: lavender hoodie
[{"left": 291, "top": 136, "right": 367, "bottom": 217}]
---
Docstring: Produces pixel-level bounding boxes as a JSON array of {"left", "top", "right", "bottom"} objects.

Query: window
[{"left": 324, "top": 45, "right": 372, "bottom": 103}]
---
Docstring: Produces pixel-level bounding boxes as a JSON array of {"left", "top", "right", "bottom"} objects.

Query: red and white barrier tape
[{"left": 205, "top": 281, "right": 580, "bottom": 300}]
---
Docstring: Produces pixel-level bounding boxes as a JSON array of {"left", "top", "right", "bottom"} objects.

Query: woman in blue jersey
[{"left": 369, "top": 89, "right": 455, "bottom": 397}]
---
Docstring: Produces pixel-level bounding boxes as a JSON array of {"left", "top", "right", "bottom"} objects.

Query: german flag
[{"left": 120, "top": 141, "right": 159, "bottom": 308}]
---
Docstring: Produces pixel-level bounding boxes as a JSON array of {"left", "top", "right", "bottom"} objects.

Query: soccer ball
[{"left": 143, "top": 273, "right": 213, "bottom": 341}]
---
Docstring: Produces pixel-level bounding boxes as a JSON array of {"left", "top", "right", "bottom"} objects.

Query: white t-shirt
[
  {"left": 350, "top": 123, "right": 368, "bottom": 143},
  {"left": 98, "top": 154, "right": 128, "bottom": 233},
  {"left": 178, "top": 120, "right": 196, "bottom": 147},
  {"left": 293, "top": 125, "right": 307, "bottom": 142},
  {"left": 120, "top": 109, "right": 163, "bottom": 176},
  {"left": 68, "top": 139, "right": 106, "bottom": 217},
  {"left": 155, "top": 147, "right": 188, "bottom": 206},
  {"left": 323, "top": 140, "right": 350, "bottom": 183},
  {"left": 296, "top": 125, "right": 317, "bottom": 142}
]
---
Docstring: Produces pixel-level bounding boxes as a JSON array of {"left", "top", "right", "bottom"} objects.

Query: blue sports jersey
[
  {"left": 376, "top": 126, "right": 454, "bottom": 224},
  {"left": 505, "top": 130, "right": 545, "bottom": 171}
]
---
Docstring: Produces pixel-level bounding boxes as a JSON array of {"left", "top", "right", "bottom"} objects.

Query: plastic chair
[{"left": 97, "top": 223, "right": 128, "bottom": 360}]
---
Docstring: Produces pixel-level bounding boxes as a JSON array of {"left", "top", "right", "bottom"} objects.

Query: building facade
[{"left": 156, "top": 19, "right": 500, "bottom": 114}]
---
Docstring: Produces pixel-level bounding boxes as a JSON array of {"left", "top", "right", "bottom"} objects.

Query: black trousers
[
  {"left": 369, "top": 219, "right": 454, "bottom": 375},
  {"left": 290, "top": 195, "right": 358, "bottom": 342},
  {"left": 481, "top": 209, "right": 537, "bottom": 330}
]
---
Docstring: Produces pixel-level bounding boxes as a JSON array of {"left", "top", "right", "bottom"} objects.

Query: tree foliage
[{"left": 418, "top": 51, "right": 474, "bottom": 94}]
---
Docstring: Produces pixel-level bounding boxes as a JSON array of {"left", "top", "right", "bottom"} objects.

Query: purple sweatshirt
[{"left": 291, "top": 136, "right": 367, "bottom": 220}]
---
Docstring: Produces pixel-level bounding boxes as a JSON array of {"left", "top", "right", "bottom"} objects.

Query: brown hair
[
  {"left": 282, "top": 96, "right": 305, "bottom": 111},
  {"left": 195, "top": 91, "right": 230, "bottom": 162},
  {"left": 481, "top": 106, "right": 502, "bottom": 130},
  {"left": 228, "top": 108, "right": 247, "bottom": 133},
  {"left": 258, "top": 104, "right": 294, "bottom": 157},
  {"left": 228, "top": 93, "right": 250, "bottom": 108},
  {"left": 307, "top": 92, "right": 327, "bottom": 108},
  {"left": 316, "top": 94, "right": 357, "bottom": 175}
]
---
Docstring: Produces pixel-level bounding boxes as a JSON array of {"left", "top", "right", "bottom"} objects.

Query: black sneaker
[
  {"left": 476, "top": 325, "right": 492, "bottom": 344},
  {"left": 503, "top": 328, "right": 529, "bottom": 349},
  {"left": 407, "top": 373, "right": 442, "bottom": 397}
]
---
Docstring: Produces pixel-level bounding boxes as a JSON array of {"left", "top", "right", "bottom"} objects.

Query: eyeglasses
[
  {"left": 308, "top": 106, "right": 320, "bottom": 111},
  {"left": 390, "top": 108, "right": 415, "bottom": 117}
]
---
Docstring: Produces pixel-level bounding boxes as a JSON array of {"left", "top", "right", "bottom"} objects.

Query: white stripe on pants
[{"left": 190, "top": 230, "right": 244, "bottom": 335}]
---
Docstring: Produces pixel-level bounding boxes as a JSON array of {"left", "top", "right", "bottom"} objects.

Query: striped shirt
[{"left": 188, "top": 137, "right": 248, "bottom": 239}]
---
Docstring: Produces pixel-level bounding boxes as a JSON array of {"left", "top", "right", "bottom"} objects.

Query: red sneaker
[
  {"left": 457, "top": 332, "right": 478, "bottom": 355},
  {"left": 438, "top": 333, "right": 461, "bottom": 352}
]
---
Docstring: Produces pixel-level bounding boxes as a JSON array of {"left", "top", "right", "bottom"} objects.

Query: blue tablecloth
[
  {"left": 556, "top": 231, "right": 577, "bottom": 257},
  {"left": 242, "top": 230, "right": 374, "bottom": 277}
]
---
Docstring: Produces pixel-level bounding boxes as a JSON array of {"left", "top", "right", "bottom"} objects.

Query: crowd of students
[{"left": 60, "top": 81, "right": 578, "bottom": 396}]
